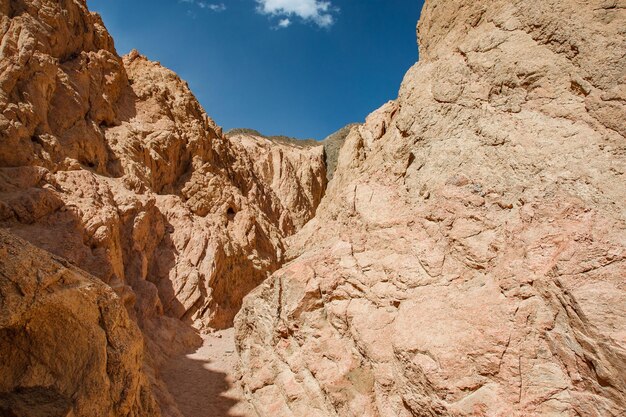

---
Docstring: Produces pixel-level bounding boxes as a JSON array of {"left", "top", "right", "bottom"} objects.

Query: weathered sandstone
[
  {"left": 236, "top": 0, "right": 626, "bottom": 416},
  {"left": 2, "top": 0, "right": 626, "bottom": 415},
  {"left": 226, "top": 130, "right": 326, "bottom": 231},
  {"left": 0, "top": 230, "right": 159, "bottom": 417},
  {"left": 0, "top": 0, "right": 327, "bottom": 324},
  {"left": 0, "top": 0, "right": 326, "bottom": 414}
]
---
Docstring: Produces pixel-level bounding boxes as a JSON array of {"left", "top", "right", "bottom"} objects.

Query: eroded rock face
[
  {"left": 0, "top": 0, "right": 326, "bottom": 414},
  {"left": 321, "top": 123, "right": 360, "bottom": 181},
  {"left": 0, "top": 230, "right": 159, "bottom": 417},
  {"left": 227, "top": 130, "right": 327, "bottom": 231},
  {"left": 0, "top": 0, "right": 326, "bottom": 324},
  {"left": 235, "top": 0, "right": 626, "bottom": 416}
]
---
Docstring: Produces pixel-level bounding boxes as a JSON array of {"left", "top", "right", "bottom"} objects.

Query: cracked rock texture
[
  {"left": 226, "top": 130, "right": 327, "bottom": 231},
  {"left": 235, "top": 0, "right": 626, "bottom": 416},
  {"left": 0, "top": 0, "right": 325, "bottom": 414},
  {"left": 0, "top": 230, "right": 159, "bottom": 417}
]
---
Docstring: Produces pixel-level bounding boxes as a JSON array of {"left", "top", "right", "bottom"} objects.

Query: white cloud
[
  {"left": 256, "top": 0, "right": 337, "bottom": 28},
  {"left": 181, "top": 0, "right": 226, "bottom": 12},
  {"left": 200, "top": 2, "right": 227, "bottom": 12},
  {"left": 277, "top": 18, "right": 291, "bottom": 28}
]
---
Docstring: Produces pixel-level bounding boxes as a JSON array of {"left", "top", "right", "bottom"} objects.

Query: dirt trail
[{"left": 162, "top": 328, "right": 255, "bottom": 417}]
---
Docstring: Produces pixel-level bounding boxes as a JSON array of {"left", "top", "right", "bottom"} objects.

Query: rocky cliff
[
  {"left": 2, "top": 0, "right": 625, "bottom": 416},
  {"left": 0, "top": 0, "right": 326, "bottom": 414},
  {"left": 235, "top": 0, "right": 626, "bottom": 416},
  {"left": 226, "top": 130, "right": 326, "bottom": 231},
  {"left": 320, "top": 123, "right": 360, "bottom": 181},
  {"left": 0, "top": 230, "right": 159, "bottom": 417}
]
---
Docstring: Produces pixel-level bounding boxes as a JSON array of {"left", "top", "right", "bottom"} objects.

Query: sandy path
[{"left": 162, "top": 328, "right": 256, "bottom": 417}]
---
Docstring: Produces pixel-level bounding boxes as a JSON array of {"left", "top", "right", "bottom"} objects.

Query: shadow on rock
[{"left": 161, "top": 345, "right": 249, "bottom": 417}]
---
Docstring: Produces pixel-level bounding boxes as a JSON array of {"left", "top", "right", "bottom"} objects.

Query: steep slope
[
  {"left": 0, "top": 0, "right": 326, "bottom": 415},
  {"left": 0, "top": 230, "right": 159, "bottom": 417},
  {"left": 226, "top": 130, "right": 327, "bottom": 231},
  {"left": 0, "top": 0, "right": 327, "bottom": 327},
  {"left": 320, "top": 123, "right": 360, "bottom": 181},
  {"left": 235, "top": 0, "right": 626, "bottom": 416}
]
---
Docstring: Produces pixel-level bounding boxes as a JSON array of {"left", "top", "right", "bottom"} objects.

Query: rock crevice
[{"left": 1, "top": 0, "right": 625, "bottom": 416}]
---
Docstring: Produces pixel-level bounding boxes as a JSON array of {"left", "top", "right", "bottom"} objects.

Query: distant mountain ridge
[
  {"left": 227, "top": 124, "right": 362, "bottom": 181},
  {"left": 226, "top": 128, "right": 319, "bottom": 148}
]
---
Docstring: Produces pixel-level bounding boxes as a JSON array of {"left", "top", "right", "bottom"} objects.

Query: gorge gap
[{"left": 1, "top": 0, "right": 625, "bottom": 417}]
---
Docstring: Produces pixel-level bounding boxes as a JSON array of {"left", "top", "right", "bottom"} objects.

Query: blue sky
[{"left": 87, "top": 0, "right": 424, "bottom": 140}]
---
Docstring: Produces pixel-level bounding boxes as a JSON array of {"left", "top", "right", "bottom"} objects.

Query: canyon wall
[
  {"left": 235, "top": 0, "right": 626, "bottom": 416},
  {"left": 0, "top": 0, "right": 325, "bottom": 414},
  {"left": 226, "top": 130, "right": 326, "bottom": 231},
  {"left": 320, "top": 123, "right": 360, "bottom": 181},
  {"left": 0, "top": 230, "right": 159, "bottom": 417},
  {"left": 2, "top": 0, "right": 625, "bottom": 416}
]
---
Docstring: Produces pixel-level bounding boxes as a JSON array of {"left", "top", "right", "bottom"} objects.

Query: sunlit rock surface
[
  {"left": 235, "top": 0, "right": 626, "bottom": 415},
  {"left": 0, "top": 0, "right": 326, "bottom": 415}
]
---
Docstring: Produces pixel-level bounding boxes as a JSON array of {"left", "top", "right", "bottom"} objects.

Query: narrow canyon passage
[
  {"left": 2, "top": 0, "right": 625, "bottom": 416},
  {"left": 162, "top": 328, "right": 255, "bottom": 417}
]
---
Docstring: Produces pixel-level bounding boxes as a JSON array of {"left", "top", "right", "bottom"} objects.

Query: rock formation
[
  {"left": 235, "top": 0, "right": 626, "bottom": 416},
  {"left": 0, "top": 230, "right": 159, "bottom": 417},
  {"left": 0, "top": 0, "right": 325, "bottom": 414},
  {"left": 2, "top": 0, "right": 625, "bottom": 416},
  {"left": 226, "top": 125, "right": 360, "bottom": 184},
  {"left": 320, "top": 123, "right": 360, "bottom": 181},
  {"left": 226, "top": 130, "right": 326, "bottom": 231}
]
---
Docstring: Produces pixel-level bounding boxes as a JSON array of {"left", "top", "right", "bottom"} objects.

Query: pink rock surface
[{"left": 235, "top": 1, "right": 626, "bottom": 416}]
